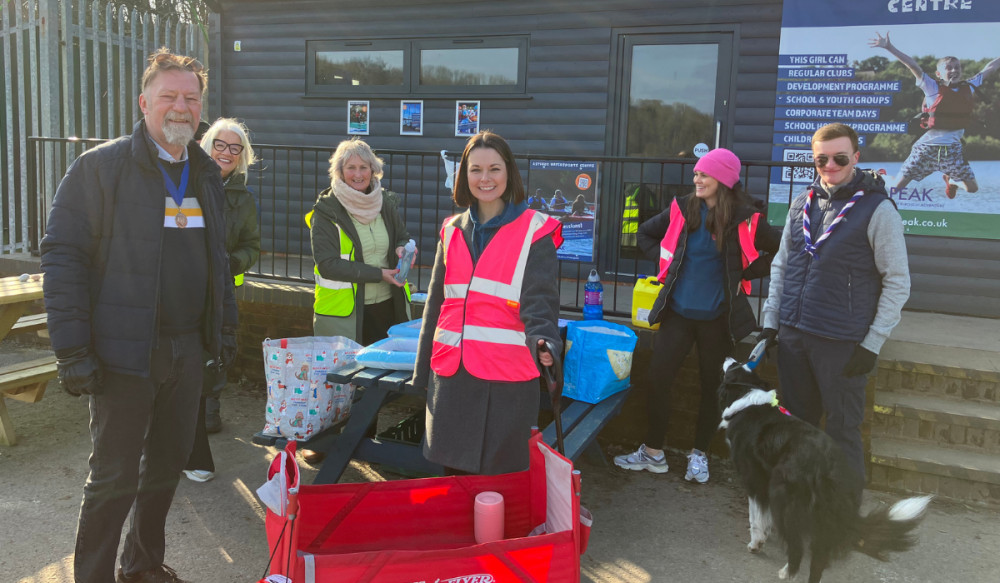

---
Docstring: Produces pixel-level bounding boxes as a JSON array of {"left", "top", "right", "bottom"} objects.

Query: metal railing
[
  {"left": 2, "top": 0, "right": 206, "bottom": 254},
  {"left": 26, "top": 137, "right": 815, "bottom": 320}
]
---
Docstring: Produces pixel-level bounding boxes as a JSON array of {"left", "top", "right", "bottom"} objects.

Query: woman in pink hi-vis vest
[
  {"left": 413, "top": 131, "right": 564, "bottom": 475},
  {"left": 614, "top": 148, "right": 781, "bottom": 484}
]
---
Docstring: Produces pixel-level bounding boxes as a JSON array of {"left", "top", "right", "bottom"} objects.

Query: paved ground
[{"left": 3, "top": 339, "right": 1000, "bottom": 583}]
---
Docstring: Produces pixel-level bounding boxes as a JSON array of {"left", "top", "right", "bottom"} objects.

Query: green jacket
[
  {"left": 309, "top": 186, "right": 412, "bottom": 339},
  {"left": 224, "top": 173, "right": 261, "bottom": 278}
]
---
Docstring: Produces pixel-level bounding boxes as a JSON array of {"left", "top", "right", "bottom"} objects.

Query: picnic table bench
[
  {"left": 0, "top": 356, "right": 58, "bottom": 445},
  {"left": 10, "top": 312, "right": 48, "bottom": 336},
  {"left": 0, "top": 276, "right": 56, "bottom": 446},
  {"left": 255, "top": 364, "right": 630, "bottom": 484}
]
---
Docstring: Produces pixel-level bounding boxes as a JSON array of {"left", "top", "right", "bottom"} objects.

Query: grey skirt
[{"left": 423, "top": 365, "right": 541, "bottom": 475}]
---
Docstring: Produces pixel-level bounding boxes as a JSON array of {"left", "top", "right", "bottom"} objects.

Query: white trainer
[
  {"left": 183, "top": 469, "right": 215, "bottom": 483},
  {"left": 685, "top": 450, "right": 709, "bottom": 484}
]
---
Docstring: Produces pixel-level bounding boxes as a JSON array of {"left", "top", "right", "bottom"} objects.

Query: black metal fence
[{"left": 26, "top": 137, "right": 814, "bottom": 319}]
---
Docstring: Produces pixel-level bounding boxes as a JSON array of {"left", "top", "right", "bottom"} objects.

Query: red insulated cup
[{"left": 474, "top": 491, "right": 505, "bottom": 543}]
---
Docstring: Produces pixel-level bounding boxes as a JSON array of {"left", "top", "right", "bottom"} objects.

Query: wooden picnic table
[
  {"left": 0, "top": 275, "right": 45, "bottom": 341},
  {"left": 0, "top": 275, "right": 57, "bottom": 446}
]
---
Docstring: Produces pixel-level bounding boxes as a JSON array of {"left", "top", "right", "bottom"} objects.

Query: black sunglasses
[
  {"left": 212, "top": 139, "right": 244, "bottom": 156},
  {"left": 814, "top": 154, "right": 852, "bottom": 168}
]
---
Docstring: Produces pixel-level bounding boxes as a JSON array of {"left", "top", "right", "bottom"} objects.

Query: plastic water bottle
[
  {"left": 394, "top": 239, "right": 417, "bottom": 284},
  {"left": 583, "top": 269, "right": 603, "bottom": 320}
]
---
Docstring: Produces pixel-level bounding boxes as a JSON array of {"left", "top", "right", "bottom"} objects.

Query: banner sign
[
  {"left": 769, "top": 0, "right": 1000, "bottom": 239},
  {"left": 527, "top": 161, "right": 599, "bottom": 262}
]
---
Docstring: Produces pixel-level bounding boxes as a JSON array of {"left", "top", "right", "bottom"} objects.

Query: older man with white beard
[{"left": 40, "top": 48, "right": 237, "bottom": 583}]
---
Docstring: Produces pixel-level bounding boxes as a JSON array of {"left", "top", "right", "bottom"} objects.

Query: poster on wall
[
  {"left": 455, "top": 101, "right": 480, "bottom": 136},
  {"left": 526, "top": 160, "right": 600, "bottom": 262},
  {"left": 769, "top": 0, "right": 1000, "bottom": 239},
  {"left": 400, "top": 100, "right": 423, "bottom": 136},
  {"left": 348, "top": 101, "right": 369, "bottom": 136}
]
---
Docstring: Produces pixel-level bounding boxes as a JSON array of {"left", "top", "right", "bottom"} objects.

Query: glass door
[
  {"left": 605, "top": 32, "right": 734, "bottom": 275},
  {"left": 624, "top": 40, "right": 729, "bottom": 157}
]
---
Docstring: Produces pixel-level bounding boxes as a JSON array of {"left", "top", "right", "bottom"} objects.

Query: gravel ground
[{"left": 3, "top": 338, "right": 999, "bottom": 583}]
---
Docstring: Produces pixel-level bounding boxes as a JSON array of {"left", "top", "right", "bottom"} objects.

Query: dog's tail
[{"left": 853, "top": 495, "right": 933, "bottom": 560}]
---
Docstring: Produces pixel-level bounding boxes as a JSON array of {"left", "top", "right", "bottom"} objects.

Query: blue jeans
[{"left": 74, "top": 332, "right": 203, "bottom": 583}]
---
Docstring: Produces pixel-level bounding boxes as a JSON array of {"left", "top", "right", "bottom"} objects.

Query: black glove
[
  {"left": 229, "top": 256, "right": 242, "bottom": 279},
  {"left": 55, "top": 346, "right": 103, "bottom": 396},
  {"left": 220, "top": 332, "right": 238, "bottom": 369},
  {"left": 842, "top": 345, "right": 878, "bottom": 377},
  {"left": 756, "top": 327, "right": 778, "bottom": 347}
]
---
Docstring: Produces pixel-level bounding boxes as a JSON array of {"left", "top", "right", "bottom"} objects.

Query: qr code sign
[{"left": 781, "top": 149, "right": 816, "bottom": 183}]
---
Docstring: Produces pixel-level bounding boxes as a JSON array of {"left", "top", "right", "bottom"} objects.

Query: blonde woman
[
  {"left": 183, "top": 117, "right": 260, "bottom": 482},
  {"left": 306, "top": 138, "right": 413, "bottom": 343}
]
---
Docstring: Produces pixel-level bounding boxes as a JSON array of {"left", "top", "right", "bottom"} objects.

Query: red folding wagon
[{"left": 256, "top": 429, "right": 592, "bottom": 583}]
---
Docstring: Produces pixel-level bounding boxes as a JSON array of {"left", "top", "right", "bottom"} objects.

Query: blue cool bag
[
  {"left": 562, "top": 320, "right": 638, "bottom": 404},
  {"left": 355, "top": 337, "right": 419, "bottom": 371},
  {"left": 387, "top": 318, "right": 422, "bottom": 338}
]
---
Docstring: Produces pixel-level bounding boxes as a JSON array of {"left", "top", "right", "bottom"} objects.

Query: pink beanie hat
[{"left": 693, "top": 148, "right": 741, "bottom": 188}]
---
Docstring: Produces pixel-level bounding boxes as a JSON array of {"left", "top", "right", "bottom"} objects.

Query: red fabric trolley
[{"left": 257, "top": 430, "right": 591, "bottom": 583}]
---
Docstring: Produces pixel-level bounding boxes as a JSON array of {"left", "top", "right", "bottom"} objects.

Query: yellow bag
[{"left": 631, "top": 276, "right": 663, "bottom": 330}]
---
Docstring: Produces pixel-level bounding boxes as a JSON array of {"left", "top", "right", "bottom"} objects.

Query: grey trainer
[{"left": 614, "top": 444, "right": 668, "bottom": 473}]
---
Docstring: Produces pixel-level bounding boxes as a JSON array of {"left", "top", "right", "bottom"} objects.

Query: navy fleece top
[
  {"left": 669, "top": 203, "right": 725, "bottom": 320},
  {"left": 469, "top": 200, "right": 530, "bottom": 260}
]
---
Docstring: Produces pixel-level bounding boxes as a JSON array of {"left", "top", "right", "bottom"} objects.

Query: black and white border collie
[{"left": 718, "top": 357, "right": 931, "bottom": 582}]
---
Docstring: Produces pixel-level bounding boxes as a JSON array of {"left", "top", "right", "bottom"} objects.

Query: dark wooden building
[{"left": 208, "top": 0, "right": 1000, "bottom": 318}]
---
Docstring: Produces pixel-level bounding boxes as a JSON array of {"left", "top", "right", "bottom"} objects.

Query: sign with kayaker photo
[
  {"left": 769, "top": 0, "right": 1000, "bottom": 240},
  {"left": 527, "top": 160, "right": 600, "bottom": 262}
]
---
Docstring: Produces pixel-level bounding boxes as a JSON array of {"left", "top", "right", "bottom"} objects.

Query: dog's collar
[{"left": 718, "top": 389, "right": 791, "bottom": 429}]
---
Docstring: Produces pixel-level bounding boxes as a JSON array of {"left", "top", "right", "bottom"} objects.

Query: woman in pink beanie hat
[
  {"left": 613, "top": 148, "right": 781, "bottom": 484},
  {"left": 693, "top": 148, "right": 742, "bottom": 189}
]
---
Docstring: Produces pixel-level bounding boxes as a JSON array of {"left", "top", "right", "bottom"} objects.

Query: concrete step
[
  {"left": 869, "top": 436, "right": 1000, "bottom": 507},
  {"left": 872, "top": 391, "right": 1000, "bottom": 455},
  {"left": 874, "top": 355, "right": 1000, "bottom": 404}
]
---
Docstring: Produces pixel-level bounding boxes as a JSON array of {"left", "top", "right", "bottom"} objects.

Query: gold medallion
[{"left": 175, "top": 211, "right": 188, "bottom": 228}]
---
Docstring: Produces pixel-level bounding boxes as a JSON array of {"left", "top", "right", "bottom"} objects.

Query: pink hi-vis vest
[
  {"left": 656, "top": 199, "right": 761, "bottom": 295},
  {"left": 431, "top": 209, "right": 564, "bottom": 382}
]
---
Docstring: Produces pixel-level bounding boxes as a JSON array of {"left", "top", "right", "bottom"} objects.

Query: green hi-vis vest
[
  {"left": 621, "top": 188, "right": 639, "bottom": 247},
  {"left": 305, "top": 210, "right": 357, "bottom": 317},
  {"left": 234, "top": 273, "right": 244, "bottom": 287}
]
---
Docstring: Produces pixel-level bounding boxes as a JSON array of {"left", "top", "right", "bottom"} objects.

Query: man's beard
[{"left": 162, "top": 117, "right": 195, "bottom": 147}]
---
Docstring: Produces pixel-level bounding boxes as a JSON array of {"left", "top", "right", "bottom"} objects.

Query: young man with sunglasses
[
  {"left": 759, "top": 122, "right": 910, "bottom": 487},
  {"left": 40, "top": 48, "right": 237, "bottom": 583}
]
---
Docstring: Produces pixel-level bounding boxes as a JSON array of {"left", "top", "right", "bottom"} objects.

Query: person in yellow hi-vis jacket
[
  {"left": 302, "top": 138, "right": 414, "bottom": 464},
  {"left": 183, "top": 117, "right": 261, "bottom": 483},
  {"left": 307, "top": 138, "right": 414, "bottom": 345}
]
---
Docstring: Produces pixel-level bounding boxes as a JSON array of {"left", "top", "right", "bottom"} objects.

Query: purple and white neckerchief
[{"left": 802, "top": 189, "right": 864, "bottom": 257}]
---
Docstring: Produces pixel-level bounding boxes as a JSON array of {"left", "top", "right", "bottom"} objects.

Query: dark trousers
[
  {"left": 777, "top": 326, "right": 867, "bottom": 484},
  {"left": 185, "top": 364, "right": 226, "bottom": 473},
  {"left": 74, "top": 333, "right": 203, "bottom": 583},
  {"left": 362, "top": 298, "right": 398, "bottom": 346},
  {"left": 644, "top": 309, "right": 732, "bottom": 452}
]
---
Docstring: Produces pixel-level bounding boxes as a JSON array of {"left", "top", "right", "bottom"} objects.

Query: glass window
[
  {"left": 307, "top": 37, "right": 527, "bottom": 96},
  {"left": 626, "top": 43, "right": 719, "bottom": 158},
  {"left": 307, "top": 40, "right": 409, "bottom": 94},
  {"left": 315, "top": 50, "right": 404, "bottom": 87},
  {"left": 419, "top": 47, "right": 519, "bottom": 87}
]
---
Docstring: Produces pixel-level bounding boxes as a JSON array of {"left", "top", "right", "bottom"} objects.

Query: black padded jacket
[{"left": 40, "top": 121, "right": 237, "bottom": 376}]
